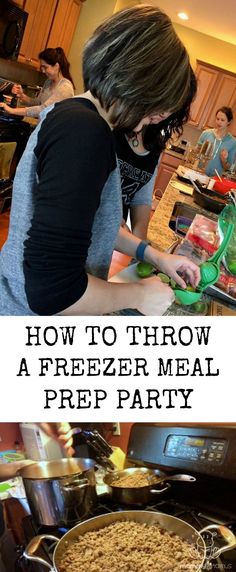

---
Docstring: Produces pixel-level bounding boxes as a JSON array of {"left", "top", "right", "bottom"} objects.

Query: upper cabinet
[
  {"left": 18, "top": 0, "right": 58, "bottom": 67},
  {"left": 18, "top": 0, "right": 81, "bottom": 67},
  {"left": 47, "top": 0, "right": 81, "bottom": 56},
  {"left": 189, "top": 61, "right": 236, "bottom": 136}
]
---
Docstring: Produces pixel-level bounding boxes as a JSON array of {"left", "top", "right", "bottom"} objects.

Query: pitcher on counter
[{"left": 0, "top": 4, "right": 200, "bottom": 316}]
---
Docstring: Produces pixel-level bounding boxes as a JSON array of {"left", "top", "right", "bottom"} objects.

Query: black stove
[
  {"left": 17, "top": 425, "right": 236, "bottom": 571},
  {"left": 0, "top": 112, "right": 34, "bottom": 180}
]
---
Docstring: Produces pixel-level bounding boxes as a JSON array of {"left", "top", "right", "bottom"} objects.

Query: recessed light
[{"left": 178, "top": 12, "right": 189, "bottom": 21}]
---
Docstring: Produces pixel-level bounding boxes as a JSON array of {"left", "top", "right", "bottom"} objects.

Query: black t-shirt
[
  {"left": 114, "top": 130, "right": 159, "bottom": 220},
  {"left": 23, "top": 98, "right": 116, "bottom": 315}
]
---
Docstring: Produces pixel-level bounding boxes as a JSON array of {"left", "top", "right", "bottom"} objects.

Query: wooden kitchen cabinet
[
  {"left": 189, "top": 61, "right": 236, "bottom": 135},
  {"left": 18, "top": 0, "right": 81, "bottom": 68},
  {"left": 18, "top": 0, "right": 58, "bottom": 67},
  {"left": 3, "top": 497, "right": 28, "bottom": 545},
  {"left": 47, "top": 0, "right": 81, "bottom": 56},
  {"left": 154, "top": 151, "right": 184, "bottom": 195}
]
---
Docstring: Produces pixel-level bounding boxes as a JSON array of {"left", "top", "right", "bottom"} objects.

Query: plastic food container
[{"left": 213, "top": 177, "right": 236, "bottom": 195}]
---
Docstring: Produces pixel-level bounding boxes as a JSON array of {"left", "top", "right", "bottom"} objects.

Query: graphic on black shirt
[{"left": 118, "top": 158, "right": 153, "bottom": 205}]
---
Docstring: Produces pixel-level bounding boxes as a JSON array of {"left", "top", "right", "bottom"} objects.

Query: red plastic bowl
[{"left": 213, "top": 176, "right": 236, "bottom": 195}]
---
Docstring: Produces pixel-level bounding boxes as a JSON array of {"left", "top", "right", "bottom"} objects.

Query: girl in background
[{"left": 197, "top": 106, "right": 236, "bottom": 176}]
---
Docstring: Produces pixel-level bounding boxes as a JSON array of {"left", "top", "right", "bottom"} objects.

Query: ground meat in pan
[
  {"left": 111, "top": 471, "right": 159, "bottom": 488},
  {"left": 58, "top": 520, "right": 202, "bottom": 572}
]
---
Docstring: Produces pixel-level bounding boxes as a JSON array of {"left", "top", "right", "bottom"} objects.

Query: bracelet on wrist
[{"left": 135, "top": 240, "right": 151, "bottom": 262}]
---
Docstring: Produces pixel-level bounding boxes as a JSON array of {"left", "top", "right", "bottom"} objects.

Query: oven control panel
[{"left": 164, "top": 435, "right": 227, "bottom": 465}]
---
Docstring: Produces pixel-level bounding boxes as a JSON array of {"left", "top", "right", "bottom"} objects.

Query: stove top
[
  {"left": 19, "top": 493, "right": 236, "bottom": 572},
  {"left": 0, "top": 111, "right": 23, "bottom": 123},
  {"left": 18, "top": 425, "right": 236, "bottom": 571}
]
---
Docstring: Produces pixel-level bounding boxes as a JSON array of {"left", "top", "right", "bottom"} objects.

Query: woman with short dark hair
[{"left": 0, "top": 4, "right": 200, "bottom": 316}]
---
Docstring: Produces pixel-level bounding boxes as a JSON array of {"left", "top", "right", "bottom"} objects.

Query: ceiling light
[{"left": 178, "top": 12, "right": 189, "bottom": 21}]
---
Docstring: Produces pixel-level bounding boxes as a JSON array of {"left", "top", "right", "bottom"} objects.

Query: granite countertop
[
  {"left": 147, "top": 174, "right": 236, "bottom": 313},
  {"left": 147, "top": 173, "right": 216, "bottom": 250}
]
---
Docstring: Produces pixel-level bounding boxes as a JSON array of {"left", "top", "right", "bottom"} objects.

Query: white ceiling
[{"left": 150, "top": 0, "right": 236, "bottom": 46}]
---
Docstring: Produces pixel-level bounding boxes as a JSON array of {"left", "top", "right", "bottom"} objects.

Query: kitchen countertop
[
  {"left": 147, "top": 174, "right": 236, "bottom": 313},
  {"left": 147, "top": 173, "right": 217, "bottom": 250},
  {"left": 110, "top": 173, "right": 236, "bottom": 313}
]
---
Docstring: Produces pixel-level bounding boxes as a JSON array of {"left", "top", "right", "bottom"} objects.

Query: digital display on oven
[
  {"left": 185, "top": 438, "right": 205, "bottom": 447},
  {"left": 164, "top": 435, "right": 227, "bottom": 465}
]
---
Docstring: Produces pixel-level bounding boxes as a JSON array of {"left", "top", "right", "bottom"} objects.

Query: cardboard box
[{"left": 208, "top": 301, "right": 236, "bottom": 316}]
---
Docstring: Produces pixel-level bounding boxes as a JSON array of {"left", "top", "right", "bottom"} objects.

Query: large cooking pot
[
  {"left": 103, "top": 467, "right": 196, "bottom": 505},
  {"left": 23, "top": 510, "right": 236, "bottom": 571},
  {"left": 18, "top": 458, "right": 97, "bottom": 527}
]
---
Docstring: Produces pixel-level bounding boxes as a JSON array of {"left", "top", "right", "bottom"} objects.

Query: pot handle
[
  {"left": 200, "top": 524, "right": 236, "bottom": 558},
  {"left": 62, "top": 477, "right": 89, "bottom": 491},
  {"left": 23, "top": 534, "right": 59, "bottom": 570},
  {"left": 150, "top": 483, "right": 171, "bottom": 495}
]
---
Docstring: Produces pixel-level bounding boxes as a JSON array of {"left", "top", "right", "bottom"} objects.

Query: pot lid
[{"left": 18, "top": 457, "right": 95, "bottom": 480}]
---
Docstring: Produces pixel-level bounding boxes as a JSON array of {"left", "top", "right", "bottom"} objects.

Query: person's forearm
[
  {"left": 59, "top": 273, "right": 143, "bottom": 315},
  {"left": 0, "top": 460, "right": 34, "bottom": 480},
  {"left": 130, "top": 205, "right": 151, "bottom": 239},
  {"left": 115, "top": 225, "right": 143, "bottom": 256},
  {"left": 115, "top": 226, "right": 163, "bottom": 267},
  {"left": 20, "top": 93, "right": 31, "bottom": 104},
  {"left": 1, "top": 104, "right": 27, "bottom": 116}
]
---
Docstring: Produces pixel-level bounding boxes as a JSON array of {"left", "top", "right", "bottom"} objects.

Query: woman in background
[
  {"left": 0, "top": 47, "right": 75, "bottom": 119},
  {"left": 115, "top": 104, "right": 192, "bottom": 240},
  {"left": 197, "top": 106, "right": 236, "bottom": 176}
]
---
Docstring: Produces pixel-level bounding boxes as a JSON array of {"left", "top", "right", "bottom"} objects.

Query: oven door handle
[
  {"left": 23, "top": 534, "right": 59, "bottom": 570},
  {"left": 200, "top": 524, "right": 236, "bottom": 558}
]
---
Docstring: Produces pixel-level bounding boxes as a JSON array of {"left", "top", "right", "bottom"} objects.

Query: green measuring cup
[{"left": 199, "top": 222, "right": 234, "bottom": 289}]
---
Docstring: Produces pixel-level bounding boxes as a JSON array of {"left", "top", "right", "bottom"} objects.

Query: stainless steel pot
[
  {"left": 23, "top": 510, "right": 236, "bottom": 571},
  {"left": 18, "top": 458, "right": 97, "bottom": 527},
  {"left": 103, "top": 467, "right": 196, "bottom": 505}
]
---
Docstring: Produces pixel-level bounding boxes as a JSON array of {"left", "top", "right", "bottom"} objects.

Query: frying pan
[
  {"left": 23, "top": 510, "right": 236, "bottom": 571},
  {"left": 103, "top": 467, "right": 196, "bottom": 505}
]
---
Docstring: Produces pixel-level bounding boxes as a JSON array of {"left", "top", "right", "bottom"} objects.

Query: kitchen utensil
[
  {"left": 103, "top": 467, "right": 195, "bottom": 505},
  {"left": 70, "top": 427, "right": 115, "bottom": 471},
  {"left": 213, "top": 176, "right": 236, "bottom": 194},
  {"left": 174, "top": 287, "right": 202, "bottom": 305},
  {"left": 23, "top": 510, "right": 236, "bottom": 571},
  {"left": 199, "top": 223, "right": 234, "bottom": 289},
  {"left": 215, "top": 168, "right": 222, "bottom": 182},
  {"left": 18, "top": 458, "right": 97, "bottom": 527},
  {"left": 192, "top": 179, "right": 228, "bottom": 214},
  {"left": 174, "top": 223, "right": 234, "bottom": 305},
  {"left": 218, "top": 204, "right": 236, "bottom": 275},
  {"left": 228, "top": 191, "right": 236, "bottom": 207}
]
